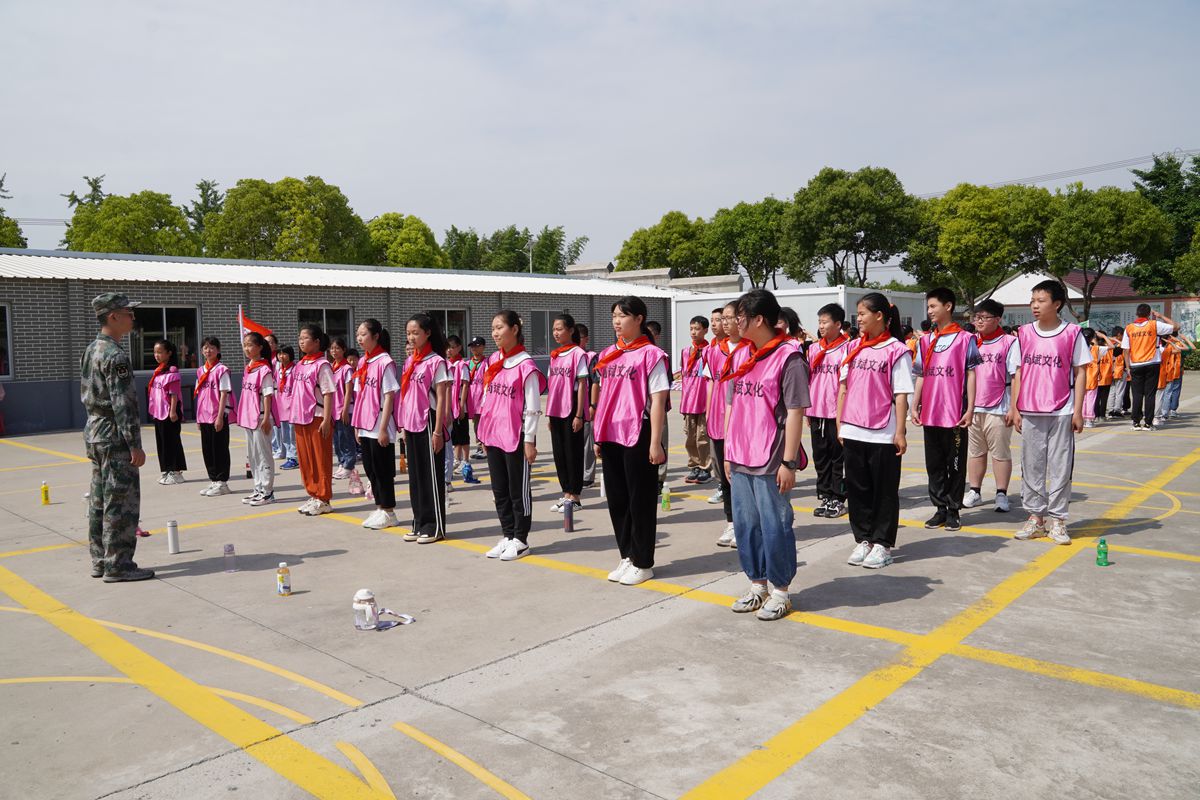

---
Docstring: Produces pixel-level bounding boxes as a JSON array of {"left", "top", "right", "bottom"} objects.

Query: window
[
  {"left": 131, "top": 306, "right": 200, "bottom": 371},
  {"left": 0, "top": 304, "right": 11, "bottom": 378},
  {"left": 425, "top": 309, "right": 468, "bottom": 345},
  {"left": 298, "top": 308, "right": 350, "bottom": 343},
  {"left": 529, "top": 310, "right": 550, "bottom": 354}
]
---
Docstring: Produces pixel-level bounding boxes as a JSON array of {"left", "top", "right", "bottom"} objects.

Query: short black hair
[
  {"left": 974, "top": 299, "right": 1004, "bottom": 318},
  {"left": 1031, "top": 279, "right": 1066, "bottom": 313},
  {"left": 279, "top": 345, "right": 295, "bottom": 360},
  {"left": 817, "top": 302, "right": 846, "bottom": 324},
  {"left": 712, "top": 307, "right": 725, "bottom": 315},
  {"left": 926, "top": 287, "right": 956, "bottom": 311},
  {"left": 1136, "top": 303, "right": 1153, "bottom": 317},
  {"left": 689, "top": 315, "right": 710, "bottom": 329},
  {"left": 920, "top": 319, "right": 932, "bottom": 332}
]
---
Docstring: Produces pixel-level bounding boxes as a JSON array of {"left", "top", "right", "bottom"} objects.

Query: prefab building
[{"left": 0, "top": 249, "right": 680, "bottom": 435}]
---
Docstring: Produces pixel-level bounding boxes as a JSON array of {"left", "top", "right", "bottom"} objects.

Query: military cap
[{"left": 92, "top": 292, "right": 141, "bottom": 317}]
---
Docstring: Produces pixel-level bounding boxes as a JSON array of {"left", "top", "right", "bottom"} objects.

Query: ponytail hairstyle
[
  {"left": 554, "top": 312, "right": 582, "bottom": 345},
  {"left": 1082, "top": 327, "right": 1097, "bottom": 345},
  {"left": 780, "top": 306, "right": 801, "bottom": 337},
  {"left": 494, "top": 309, "right": 524, "bottom": 345},
  {"left": 201, "top": 336, "right": 222, "bottom": 361},
  {"left": 858, "top": 292, "right": 904, "bottom": 341},
  {"left": 576, "top": 322, "right": 590, "bottom": 340},
  {"left": 154, "top": 338, "right": 179, "bottom": 368},
  {"left": 735, "top": 288, "right": 782, "bottom": 328},
  {"left": 300, "top": 322, "right": 331, "bottom": 353},
  {"left": 244, "top": 331, "right": 271, "bottom": 363},
  {"left": 612, "top": 296, "right": 652, "bottom": 342},
  {"left": 360, "top": 317, "right": 391, "bottom": 354},
  {"left": 408, "top": 311, "right": 448, "bottom": 356}
]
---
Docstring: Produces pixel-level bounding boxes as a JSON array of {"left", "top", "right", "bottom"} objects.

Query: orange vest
[
  {"left": 1097, "top": 347, "right": 1114, "bottom": 386},
  {"left": 1086, "top": 346, "right": 1101, "bottom": 391},
  {"left": 1112, "top": 355, "right": 1126, "bottom": 381},
  {"left": 1160, "top": 346, "right": 1182, "bottom": 386},
  {"left": 1124, "top": 319, "right": 1160, "bottom": 364},
  {"left": 906, "top": 337, "right": 919, "bottom": 357}
]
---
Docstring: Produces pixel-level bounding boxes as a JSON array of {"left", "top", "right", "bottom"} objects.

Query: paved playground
[{"left": 2, "top": 397, "right": 1199, "bottom": 800}]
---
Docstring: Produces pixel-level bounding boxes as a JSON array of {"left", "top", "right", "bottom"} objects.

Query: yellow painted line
[
  {"left": 0, "top": 543, "right": 80, "bottom": 559},
  {"left": 0, "top": 566, "right": 387, "bottom": 799},
  {"left": 393, "top": 721, "right": 532, "bottom": 800},
  {"left": 1075, "top": 449, "right": 1179, "bottom": 460},
  {"left": 0, "top": 480, "right": 89, "bottom": 496},
  {"left": 336, "top": 742, "right": 398, "bottom": 799},
  {"left": 0, "top": 459, "right": 82, "bottom": 473},
  {"left": 1108, "top": 543, "right": 1200, "bottom": 564},
  {"left": 0, "top": 438, "right": 91, "bottom": 463}
]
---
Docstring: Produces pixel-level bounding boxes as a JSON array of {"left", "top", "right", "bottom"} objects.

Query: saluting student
[
  {"left": 707, "top": 301, "right": 748, "bottom": 547},
  {"left": 1107, "top": 328, "right": 1128, "bottom": 418},
  {"left": 722, "top": 289, "right": 809, "bottom": 621},
  {"left": 466, "top": 336, "right": 488, "bottom": 460},
  {"left": 479, "top": 310, "right": 545, "bottom": 561},
  {"left": 807, "top": 303, "right": 851, "bottom": 519},
  {"left": 194, "top": 336, "right": 235, "bottom": 497},
  {"left": 398, "top": 313, "right": 451, "bottom": 543},
  {"left": 546, "top": 313, "right": 590, "bottom": 514},
  {"left": 352, "top": 319, "right": 401, "bottom": 530},
  {"left": 237, "top": 332, "right": 276, "bottom": 506},
  {"left": 837, "top": 293, "right": 913, "bottom": 569},
  {"left": 328, "top": 337, "right": 357, "bottom": 480},
  {"left": 148, "top": 339, "right": 187, "bottom": 485},
  {"left": 291, "top": 324, "right": 338, "bottom": 516},
  {"left": 1006, "top": 280, "right": 1091, "bottom": 545},
  {"left": 677, "top": 316, "right": 712, "bottom": 486},
  {"left": 1121, "top": 304, "right": 1180, "bottom": 430},
  {"left": 594, "top": 296, "right": 670, "bottom": 586},
  {"left": 962, "top": 300, "right": 1017, "bottom": 513}
]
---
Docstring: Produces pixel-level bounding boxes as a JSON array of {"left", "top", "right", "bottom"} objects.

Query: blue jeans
[
  {"left": 1164, "top": 377, "right": 1182, "bottom": 414},
  {"left": 333, "top": 420, "right": 356, "bottom": 469},
  {"left": 276, "top": 421, "right": 297, "bottom": 460},
  {"left": 731, "top": 471, "right": 796, "bottom": 588}
]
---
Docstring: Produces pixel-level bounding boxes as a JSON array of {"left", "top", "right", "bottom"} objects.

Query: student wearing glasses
[{"left": 962, "top": 300, "right": 1017, "bottom": 513}]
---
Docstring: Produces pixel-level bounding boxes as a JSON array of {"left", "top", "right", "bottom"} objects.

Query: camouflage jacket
[{"left": 81, "top": 332, "right": 142, "bottom": 448}]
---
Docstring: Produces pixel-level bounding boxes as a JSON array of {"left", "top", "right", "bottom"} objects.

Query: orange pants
[{"left": 294, "top": 418, "right": 333, "bottom": 502}]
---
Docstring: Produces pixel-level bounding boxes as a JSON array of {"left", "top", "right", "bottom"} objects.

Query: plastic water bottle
[
  {"left": 245, "top": 460, "right": 252, "bottom": 479},
  {"left": 661, "top": 484, "right": 671, "bottom": 512},
  {"left": 40, "top": 482, "right": 50, "bottom": 506},
  {"left": 353, "top": 589, "right": 379, "bottom": 630},
  {"left": 276, "top": 562, "right": 291, "bottom": 595},
  {"left": 166, "top": 520, "right": 180, "bottom": 554},
  {"left": 1096, "top": 538, "right": 1110, "bottom": 567},
  {"left": 461, "top": 463, "right": 479, "bottom": 484},
  {"left": 563, "top": 498, "right": 574, "bottom": 532},
  {"left": 223, "top": 543, "right": 238, "bottom": 573}
]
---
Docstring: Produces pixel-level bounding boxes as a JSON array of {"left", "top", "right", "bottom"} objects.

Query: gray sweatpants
[
  {"left": 1020, "top": 414, "right": 1075, "bottom": 520},
  {"left": 246, "top": 427, "right": 275, "bottom": 496}
]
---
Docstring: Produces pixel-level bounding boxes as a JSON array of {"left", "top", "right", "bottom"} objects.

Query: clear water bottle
[
  {"left": 276, "top": 562, "right": 291, "bottom": 595},
  {"left": 223, "top": 543, "right": 238, "bottom": 573}
]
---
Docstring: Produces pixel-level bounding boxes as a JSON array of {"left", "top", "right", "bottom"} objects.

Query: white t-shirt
[
  {"left": 839, "top": 347, "right": 915, "bottom": 444},
  {"left": 356, "top": 359, "right": 399, "bottom": 440},
  {"left": 1007, "top": 320, "right": 1092, "bottom": 417},
  {"left": 312, "top": 362, "right": 339, "bottom": 419},
  {"left": 1120, "top": 320, "right": 1175, "bottom": 366}
]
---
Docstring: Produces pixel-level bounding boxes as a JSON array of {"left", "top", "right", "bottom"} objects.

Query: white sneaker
[
  {"left": 298, "top": 497, "right": 318, "bottom": 515},
  {"left": 333, "top": 466, "right": 349, "bottom": 480},
  {"left": 200, "top": 482, "right": 218, "bottom": 496},
  {"left": 729, "top": 530, "right": 737, "bottom": 549},
  {"left": 755, "top": 589, "right": 792, "bottom": 621},
  {"left": 731, "top": 584, "right": 768, "bottom": 613},
  {"left": 248, "top": 492, "right": 275, "bottom": 507},
  {"left": 242, "top": 491, "right": 262, "bottom": 504},
  {"left": 847, "top": 541, "right": 871, "bottom": 566},
  {"left": 1084, "top": 419, "right": 1095, "bottom": 428},
  {"left": 367, "top": 510, "right": 400, "bottom": 529},
  {"left": 453, "top": 460, "right": 464, "bottom": 476},
  {"left": 167, "top": 471, "right": 185, "bottom": 485},
  {"left": 550, "top": 498, "right": 567, "bottom": 513},
  {"left": 417, "top": 529, "right": 445, "bottom": 544},
  {"left": 362, "top": 509, "right": 385, "bottom": 528},
  {"left": 607, "top": 558, "right": 632, "bottom": 582},
  {"left": 157, "top": 473, "right": 170, "bottom": 485},
  {"left": 962, "top": 489, "right": 983, "bottom": 508},
  {"left": 1047, "top": 518, "right": 1071, "bottom": 545},
  {"left": 309, "top": 500, "right": 333, "bottom": 516},
  {"left": 716, "top": 523, "right": 735, "bottom": 547},
  {"left": 862, "top": 544, "right": 893, "bottom": 569},
  {"left": 499, "top": 539, "right": 529, "bottom": 561},
  {"left": 619, "top": 566, "right": 653, "bottom": 585},
  {"left": 994, "top": 493, "right": 1010, "bottom": 513},
  {"left": 1014, "top": 516, "right": 1046, "bottom": 540},
  {"left": 707, "top": 488, "right": 724, "bottom": 505}
]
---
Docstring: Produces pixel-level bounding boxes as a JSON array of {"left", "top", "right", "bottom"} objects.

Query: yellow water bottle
[
  {"left": 40, "top": 482, "right": 50, "bottom": 506},
  {"left": 276, "top": 562, "right": 292, "bottom": 596}
]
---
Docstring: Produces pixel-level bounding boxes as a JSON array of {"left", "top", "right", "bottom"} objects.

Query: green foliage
[
  {"left": 531, "top": 225, "right": 588, "bottom": 274},
  {"left": 786, "top": 166, "right": 918, "bottom": 287},
  {"left": 0, "top": 173, "right": 26, "bottom": 248},
  {"left": 481, "top": 225, "right": 534, "bottom": 272},
  {"left": 1128, "top": 154, "right": 1200, "bottom": 293},
  {"left": 64, "top": 190, "right": 199, "bottom": 256},
  {"left": 706, "top": 197, "right": 799, "bottom": 289},
  {"left": 182, "top": 179, "right": 224, "bottom": 244},
  {"left": 368, "top": 213, "right": 449, "bottom": 268},
  {"left": 1045, "top": 184, "right": 1173, "bottom": 319},
  {"left": 1173, "top": 223, "right": 1200, "bottom": 294},
  {"left": 615, "top": 211, "right": 713, "bottom": 277},
  {"left": 443, "top": 225, "right": 484, "bottom": 270},
  {"left": 63, "top": 175, "right": 107, "bottom": 209}
]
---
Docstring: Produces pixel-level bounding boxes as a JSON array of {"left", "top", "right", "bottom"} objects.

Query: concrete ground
[{"left": 2, "top": 395, "right": 1199, "bottom": 800}]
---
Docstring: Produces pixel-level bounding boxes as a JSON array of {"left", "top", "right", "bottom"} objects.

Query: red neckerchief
[
  {"left": 149, "top": 362, "right": 170, "bottom": 398},
  {"left": 719, "top": 336, "right": 744, "bottom": 356},
  {"left": 843, "top": 331, "right": 893, "bottom": 368},
  {"left": 685, "top": 340, "right": 709, "bottom": 373},
  {"left": 595, "top": 336, "right": 652, "bottom": 371},
  {"left": 922, "top": 322, "right": 963, "bottom": 365},
  {"left": 809, "top": 333, "right": 849, "bottom": 371},
  {"left": 721, "top": 333, "right": 790, "bottom": 383},
  {"left": 299, "top": 353, "right": 323, "bottom": 365},
  {"left": 550, "top": 344, "right": 577, "bottom": 359},
  {"left": 484, "top": 345, "right": 526, "bottom": 388},
  {"left": 716, "top": 338, "right": 751, "bottom": 380},
  {"left": 244, "top": 359, "right": 269, "bottom": 377},
  {"left": 468, "top": 356, "right": 484, "bottom": 380},
  {"left": 355, "top": 347, "right": 385, "bottom": 390},
  {"left": 401, "top": 343, "right": 432, "bottom": 399},
  {"left": 977, "top": 327, "right": 1005, "bottom": 345},
  {"left": 276, "top": 361, "right": 293, "bottom": 392},
  {"left": 1133, "top": 317, "right": 1149, "bottom": 325},
  {"left": 194, "top": 360, "right": 218, "bottom": 396},
  {"left": 331, "top": 358, "right": 348, "bottom": 372},
  {"left": 447, "top": 354, "right": 463, "bottom": 364}
]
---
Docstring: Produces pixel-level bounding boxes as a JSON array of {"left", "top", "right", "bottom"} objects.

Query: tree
[
  {"left": 481, "top": 226, "right": 534, "bottom": 272},
  {"left": 0, "top": 174, "right": 26, "bottom": 248},
  {"left": 367, "top": 213, "right": 449, "bottom": 268},
  {"left": 63, "top": 190, "right": 199, "bottom": 256},
  {"left": 785, "top": 166, "right": 918, "bottom": 287},
  {"left": 706, "top": 197, "right": 800, "bottom": 289},
  {"left": 1126, "top": 153, "right": 1200, "bottom": 293},
  {"left": 1173, "top": 223, "right": 1200, "bottom": 295},
  {"left": 443, "top": 225, "right": 484, "bottom": 270},
  {"left": 615, "top": 211, "right": 712, "bottom": 277},
  {"left": 1044, "top": 184, "right": 1173, "bottom": 319},
  {"left": 182, "top": 179, "right": 224, "bottom": 244},
  {"left": 530, "top": 225, "right": 588, "bottom": 274}
]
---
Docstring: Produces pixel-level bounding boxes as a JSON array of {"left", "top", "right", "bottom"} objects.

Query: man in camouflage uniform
[{"left": 82, "top": 293, "right": 154, "bottom": 582}]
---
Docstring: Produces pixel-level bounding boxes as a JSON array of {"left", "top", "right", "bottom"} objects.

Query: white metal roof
[{"left": 0, "top": 250, "right": 684, "bottom": 298}]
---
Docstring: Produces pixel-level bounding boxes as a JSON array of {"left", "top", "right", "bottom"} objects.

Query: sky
[{"left": 3, "top": 0, "right": 1198, "bottom": 281}]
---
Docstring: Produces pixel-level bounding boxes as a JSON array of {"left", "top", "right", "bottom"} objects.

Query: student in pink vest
[
  {"left": 722, "top": 289, "right": 810, "bottom": 621},
  {"left": 547, "top": 313, "right": 591, "bottom": 515},
  {"left": 594, "top": 296, "right": 670, "bottom": 586},
  {"left": 807, "top": 303, "right": 852, "bottom": 519},
  {"left": 148, "top": 338, "right": 187, "bottom": 485},
  {"left": 962, "top": 299, "right": 1018, "bottom": 514},
  {"left": 577, "top": 323, "right": 599, "bottom": 488},
  {"left": 399, "top": 313, "right": 451, "bottom": 544},
  {"left": 837, "top": 293, "right": 913, "bottom": 569},
  {"left": 1006, "top": 280, "right": 1091, "bottom": 545},
  {"left": 194, "top": 336, "right": 235, "bottom": 497},
  {"left": 708, "top": 301, "right": 748, "bottom": 547},
  {"left": 440, "top": 336, "right": 469, "bottom": 477},
  {"left": 352, "top": 319, "right": 401, "bottom": 530},
  {"left": 274, "top": 347, "right": 299, "bottom": 470},
  {"left": 466, "top": 336, "right": 488, "bottom": 460},
  {"left": 237, "top": 332, "right": 276, "bottom": 506},
  {"left": 479, "top": 310, "right": 546, "bottom": 561},
  {"left": 910, "top": 287, "right": 980, "bottom": 532},
  {"left": 677, "top": 315, "right": 712, "bottom": 486},
  {"left": 328, "top": 337, "right": 357, "bottom": 481},
  {"left": 292, "top": 324, "right": 338, "bottom": 517}
]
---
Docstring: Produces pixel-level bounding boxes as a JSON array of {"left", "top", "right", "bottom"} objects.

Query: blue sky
[{"left": 3, "top": 0, "right": 1198, "bottom": 275}]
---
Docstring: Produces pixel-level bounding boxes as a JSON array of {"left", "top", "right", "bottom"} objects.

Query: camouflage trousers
[{"left": 86, "top": 442, "right": 141, "bottom": 573}]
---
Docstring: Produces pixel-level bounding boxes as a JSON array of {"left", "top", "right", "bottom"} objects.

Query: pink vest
[
  {"left": 725, "top": 341, "right": 801, "bottom": 468},
  {"left": 808, "top": 338, "right": 852, "bottom": 419},
  {"left": 351, "top": 354, "right": 400, "bottom": 432},
  {"left": 272, "top": 364, "right": 295, "bottom": 424},
  {"left": 330, "top": 362, "right": 352, "bottom": 419},
  {"left": 842, "top": 339, "right": 909, "bottom": 430},
  {"left": 236, "top": 365, "right": 271, "bottom": 429},
  {"left": 1016, "top": 323, "right": 1080, "bottom": 413},
  {"left": 594, "top": 345, "right": 668, "bottom": 447},
  {"left": 678, "top": 345, "right": 710, "bottom": 415},
  {"left": 397, "top": 354, "right": 446, "bottom": 434},
  {"left": 705, "top": 342, "right": 742, "bottom": 439},
  {"left": 975, "top": 334, "right": 1015, "bottom": 408},
  {"left": 546, "top": 347, "right": 587, "bottom": 419},
  {"left": 291, "top": 357, "right": 331, "bottom": 426},
  {"left": 194, "top": 362, "right": 235, "bottom": 424},
  {"left": 147, "top": 367, "right": 181, "bottom": 421},
  {"left": 446, "top": 359, "right": 467, "bottom": 418},
  {"left": 917, "top": 331, "right": 972, "bottom": 428},
  {"left": 478, "top": 353, "right": 546, "bottom": 452},
  {"left": 466, "top": 358, "right": 486, "bottom": 416}
]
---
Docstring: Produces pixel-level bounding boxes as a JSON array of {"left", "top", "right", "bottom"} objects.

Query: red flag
[{"left": 238, "top": 304, "right": 272, "bottom": 337}]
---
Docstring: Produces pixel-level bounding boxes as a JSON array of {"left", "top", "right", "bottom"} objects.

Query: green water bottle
[
  {"left": 1096, "top": 538, "right": 1109, "bottom": 567},
  {"left": 661, "top": 484, "right": 671, "bottom": 512}
]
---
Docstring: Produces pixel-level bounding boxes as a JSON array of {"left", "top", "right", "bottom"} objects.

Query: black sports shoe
[
  {"left": 693, "top": 469, "right": 712, "bottom": 484},
  {"left": 827, "top": 499, "right": 847, "bottom": 518},
  {"left": 945, "top": 510, "right": 962, "bottom": 531},
  {"left": 924, "top": 510, "right": 948, "bottom": 529},
  {"left": 813, "top": 497, "right": 830, "bottom": 517},
  {"left": 684, "top": 467, "right": 701, "bottom": 484},
  {"left": 103, "top": 564, "right": 155, "bottom": 582}
]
